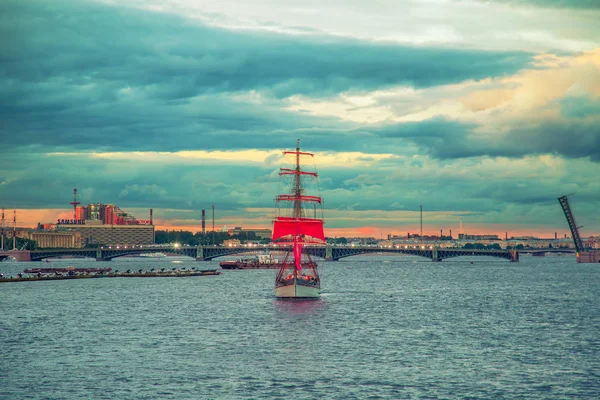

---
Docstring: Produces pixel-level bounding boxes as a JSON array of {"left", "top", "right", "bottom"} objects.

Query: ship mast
[{"left": 294, "top": 139, "right": 302, "bottom": 219}]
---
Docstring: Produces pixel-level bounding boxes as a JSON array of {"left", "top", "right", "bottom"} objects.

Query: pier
[{"left": 0, "top": 268, "right": 221, "bottom": 283}]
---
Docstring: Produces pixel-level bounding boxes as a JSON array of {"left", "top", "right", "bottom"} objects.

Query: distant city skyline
[
  {"left": 1, "top": 0, "right": 599, "bottom": 239},
  {"left": 4, "top": 206, "right": 591, "bottom": 240}
]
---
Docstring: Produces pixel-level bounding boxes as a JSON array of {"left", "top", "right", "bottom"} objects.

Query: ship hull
[{"left": 275, "top": 281, "right": 320, "bottom": 298}]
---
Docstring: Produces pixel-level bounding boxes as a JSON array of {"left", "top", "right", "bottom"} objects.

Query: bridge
[
  {"left": 317, "top": 246, "right": 520, "bottom": 262},
  {"left": 0, "top": 245, "right": 520, "bottom": 262},
  {"left": 519, "top": 248, "right": 576, "bottom": 256}
]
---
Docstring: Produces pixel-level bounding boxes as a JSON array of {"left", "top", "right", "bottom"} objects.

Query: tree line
[
  {"left": 0, "top": 236, "right": 38, "bottom": 250},
  {"left": 154, "top": 230, "right": 269, "bottom": 246},
  {"left": 154, "top": 230, "right": 359, "bottom": 246}
]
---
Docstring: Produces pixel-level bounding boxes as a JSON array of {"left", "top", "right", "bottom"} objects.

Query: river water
[{"left": 1, "top": 255, "right": 599, "bottom": 399}]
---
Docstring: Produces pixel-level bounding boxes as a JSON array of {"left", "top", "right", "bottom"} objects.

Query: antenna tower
[
  {"left": 420, "top": 205, "right": 423, "bottom": 238},
  {"left": 70, "top": 187, "right": 80, "bottom": 220}
]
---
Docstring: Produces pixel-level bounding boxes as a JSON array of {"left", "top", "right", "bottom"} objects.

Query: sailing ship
[{"left": 273, "top": 140, "right": 325, "bottom": 298}]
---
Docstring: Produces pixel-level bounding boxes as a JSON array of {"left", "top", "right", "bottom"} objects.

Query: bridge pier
[
  {"left": 0, "top": 250, "right": 31, "bottom": 261},
  {"left": 95, "top": 249, "right": 110, "bottom": 261},
  {"left": 325, "top": 246, "right": 333, "bottom": 261},
  {"left": 510, "top": 250, "right": 520, "bottom": 262},
  {"left": 196, "top": 246, "right": 208, "bottom": 261},
  {"left": 431, "top": 248, "right": 442, "bottom": 262}
]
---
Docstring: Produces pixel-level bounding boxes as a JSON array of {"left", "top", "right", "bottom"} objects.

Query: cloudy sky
[{"left": 1, "top": 0, "right": 599, "bottom": 238}]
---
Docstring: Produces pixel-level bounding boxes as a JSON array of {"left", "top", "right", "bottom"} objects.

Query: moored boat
[
  {"left": 1, "top": 269, "right": 221, "bottom": 283},
  {"left": 138, "top": 252, "right": 167, "bottom": 258},
  {"left": 23, "top": 267, "right": 112, "bottom": 274},
  {"left": 219, "top": 254, "right": 281, "bottom": 269}
]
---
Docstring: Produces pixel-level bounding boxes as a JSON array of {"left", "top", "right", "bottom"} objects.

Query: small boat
[
  {"left": 272, "top": 140, "right": 325, "bottom": 298},
  {"left": 138, "top": 252, "right": 167, "bottom": 258},
  {"left": 219, "top": 254, "right": 281, "bottom": 269}
]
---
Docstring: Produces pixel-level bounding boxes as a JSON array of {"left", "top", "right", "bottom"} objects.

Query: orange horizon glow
[
  {"left": 154, "top": 225, "right": 577, "bottom": 239},
  {"left": 6, "top": 209, "right": 593, "bottom": 239}
]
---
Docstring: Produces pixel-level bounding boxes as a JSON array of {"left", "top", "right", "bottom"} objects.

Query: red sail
[{"left": 272, "top": 217, "right": 325, "bottom": 242}]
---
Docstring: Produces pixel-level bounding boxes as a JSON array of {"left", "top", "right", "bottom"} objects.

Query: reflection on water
[{"left": 273, "top": 297, "right": 326, "bottom": 315}]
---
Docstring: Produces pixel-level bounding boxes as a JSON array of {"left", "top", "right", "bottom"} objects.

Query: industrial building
[
  {"left": 48, "top": 188, "right": 155, "bottom": 246},
  {"left": 228, "top": 226, "right": 272, "bottom": 239}
]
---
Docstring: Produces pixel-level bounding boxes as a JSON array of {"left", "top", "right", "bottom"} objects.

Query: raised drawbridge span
[{"left": 558, "top": 195, "right": 600, "bottom": 263}]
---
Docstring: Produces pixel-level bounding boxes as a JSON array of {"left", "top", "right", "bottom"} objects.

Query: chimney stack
[
  {"left": 420, "top": 205, "right": 423, "bottom": 238},
  {"left": 13, "top": 210, "right": 17, "bottom": 250}
]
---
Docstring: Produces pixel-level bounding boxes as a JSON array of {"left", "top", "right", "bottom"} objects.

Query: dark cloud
[
  {"left": 0, "top": 0, "right": 532, "bottom": 153},
  {"left": 560, "top": 96, "right": 600, "bottom": 119},
  {"left": 0, "top": 0, "right": 531, "bottom": 94},
  {"left": 366, "top": 116, "right": 600, "bottom": 162},
  {"left": 0, "top": 153, "right": 278, "bottom": 210},
  {"left": 506, "top": 120, "right": 600, "bottom": 161}
]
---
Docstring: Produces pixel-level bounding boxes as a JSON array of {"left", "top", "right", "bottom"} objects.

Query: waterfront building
[
  {"left": 248, "top": 229, "right": 272, "bottom": 239},
  {"left": 223, "top": 239, "right": 241, "bottom": 247},
  {"left": 458, "top": 233, "right": 500, "bottom": 241},
  {"left": 227, "top": 227, "right": 272, "bottom": 239},
  {"left": 56, "top": 224, "right": 154, "bottom": 246},
  {"left": 64, "top": 203, "right": 151, "bottom": 226},
  {"left": 51, "top": 202, "right": 154, "bottom": 246},
  {"left": 28, "top": 231, "right": 82, "bottom": 249}
]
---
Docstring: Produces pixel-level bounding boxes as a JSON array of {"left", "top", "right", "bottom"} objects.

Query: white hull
[{"left": 275, "top": 282, "right": 320, "bottom": 298}]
